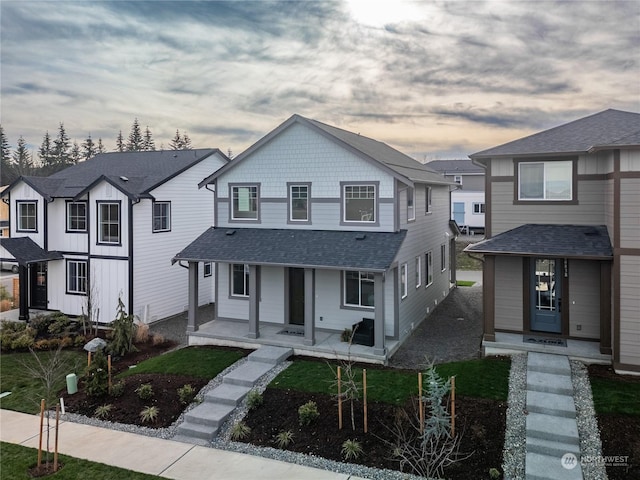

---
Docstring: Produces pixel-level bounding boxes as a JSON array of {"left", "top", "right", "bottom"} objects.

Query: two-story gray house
[
  {"left": 174, "top": 114, "right": 457, "bottom": 363},
  {"left": 466, "top": 109, "right": 640, "bottom": 374}
]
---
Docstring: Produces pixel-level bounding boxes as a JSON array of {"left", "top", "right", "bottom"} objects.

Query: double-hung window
[
  {"left": 288, "top": 184, "right": 310, "bottom": 222},
  {"left": 153, "top": 201, "right": 171, "bottom": 232},
  {"left": 343, "top": 184, "right": 376, "bottom": 223},
  {"left": 204, "top": 262, "right": 213, "bottom": 277},
  {"left": 425, "top": 186, "right": 432, "bottom": 214},
  {"left": 231, "top": 185, "right": 259, "bottom": 220},
  {"left": 426, "top": 251, "right": 433, "bottom": 287},
  {"left": 415, "top": 256, "right": 421, "bottom": 288},
  {"left": 231, "top": 264, "right": 250, "bottom": 297},
  {"left": 67, "top": 260, "right": 87, "bottom": 294},
  {"left": 17, "top": 201, "right": 37, "bottom": 231},
  {"left": 66, "top": 202, "right": 87, "bottom": 232},
  {"left": 441, "top": 244, "right": 447, "bottom": 272},
  {"left": 518, "top": 160, "right": 572, "bottom": 201},
  {"left": 98, "top": 202, "right": 120, "bottom": 244},
  {"left": 407, "top": 187, "right": 415, "bottom": 221},
  {"left": 344, "top": 271, "right": 374, "bottom": 308},
  {"left": 400, "top": 263, "right": 408, "bottom": 299}
]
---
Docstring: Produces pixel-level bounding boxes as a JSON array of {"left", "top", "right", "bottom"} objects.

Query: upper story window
[
  {"left": 17, "top": 201, "right": 37, "bottom": 232},
  {"left": 66, "top": 259, "right": 87, "bottom": 294},
  {"left": 153, "top": 201, "right": 171, "bottom": 232},
  {"left": 454, "top": 175, "right": 462, "bottom": 185},
  {"left": 98, "top": 201, "right": 120, "bottom": 244},
  {"left": 66, "top": 201, "right": 87, "bottom": 232},
  {"left": 518, "top": 160, "right": 572, "bottom": 201},
  {"left": 426, "top": 251, "right": 433, "bottom": 287},
  {"left": 400, "top": 263, "right": 408, "bottom": 299},
  {"left": 473, "top": 202, "right": 485, "bottom": 214},
  {"left": 343, "top": 183, "right": 376, "bottom": 223},
  {"left": 407, "top": 187, "right": 415, "bottom": 221},
  {"left": 231, "top": 185, "right": 259, "bottom": 220},
  {"left": 441, "top": 244, "right": 447, "bottom": 271},
  {"left": 344, "top": 271, "right": 374, "bottom": 308},
  {"left": 425, "top": 186, "right": 432, "bottom": 214},
  {"left": 231, "top": 263, "right": 250, "bottom": 297},
  {"left": 288, "top": 183, "right": 310, "bottom": 222}
]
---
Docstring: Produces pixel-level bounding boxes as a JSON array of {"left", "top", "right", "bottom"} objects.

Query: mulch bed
[{"left": 242, "top": 388, "right": 506, "bottom": 479}]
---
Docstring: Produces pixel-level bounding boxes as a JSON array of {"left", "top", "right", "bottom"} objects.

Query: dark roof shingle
[{"left": 0, "top": 237, "right": 63, "bottom": 265}]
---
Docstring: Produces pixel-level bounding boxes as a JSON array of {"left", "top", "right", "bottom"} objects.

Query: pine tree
[
  {"left": 142, "top": 126, "right": 155, "bottom": 151},
  {"left": 69, "top": 141, "right": 81, "bottom": 164},
  {"left": 82, "top": 134, "right": 96, "bottom": 161},
  {"left": 169, "top": 129, "right": 183, "bottom": 150},
  {"left": 182, "top": 132, "right": 192, "bottom": 149},
  {"left": 39, "top": 131, "right": 55, "bottom": 166},
  {"left": 126, "top": 118, "right": 143, "bottom": 151},
  {"left": 53, "top": 122, "right": 71, "bottom": 165},
  {"left": 97, "top": 138, "right": 106, "bottom": 154},
  {"left": 11, "top": 135, "right": 34, "bottom": 175},
  {"left": 0, "top": 125, "right": 16, "bottom": 184},
  {"left": 116, "top": 131, "right": 125, "bottom": 152}
]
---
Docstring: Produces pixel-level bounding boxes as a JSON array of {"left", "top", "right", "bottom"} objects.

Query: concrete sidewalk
[{"left": 0, "top": 409, "right": 365, "bottom": 480}]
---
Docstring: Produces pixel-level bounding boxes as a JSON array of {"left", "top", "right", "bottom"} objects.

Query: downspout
[{"left": 128, "top": 198, "right": 138, "bottom": 317}]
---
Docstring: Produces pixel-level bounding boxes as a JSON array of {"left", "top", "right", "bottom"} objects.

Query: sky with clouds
[{"left": 1, "top": 0, "right": 639, "bottom": 161}]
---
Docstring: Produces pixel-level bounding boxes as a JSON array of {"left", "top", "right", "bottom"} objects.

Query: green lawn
[
  {"left": 590, "top": 376, "right": 640, "bottom": 416},
  {"left": 456, "top": 280, "right": 476, "bottom": 287},
  {"left": 270, "top": 356, "right": 511, "bottom": 405},
  {"left": 0, "top": 442, "right": 161, "bottom": 480},
  {"left": 118, "top": 346, "right": 246, "bottom": 379}
]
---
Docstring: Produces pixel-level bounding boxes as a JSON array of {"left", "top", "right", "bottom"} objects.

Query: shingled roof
[
  {"left": 199, "top": 114, "right": 451, "bottom": 187},
  {"left": 0, "top": 237, "right": 63, "bottom": 265},
  {"left": 464, "top": 224, "right": 612, "bottom": 259},
  {"left": 471, "top": 109, "right": 640, "bottom": 158},
  {"left": 173, "top": 227, "right": 407, "bottom": 272},
  {"left": 426, "top": 159, "right": 484, "bottom": 174},
  {"left": 4, "top": 149, "right": 225, "bottom": 201}
]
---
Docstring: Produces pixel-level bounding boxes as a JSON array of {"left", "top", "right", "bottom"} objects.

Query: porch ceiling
[
  {"left": 465, "top": 224, "right": 613, "bottom": 259},
  {"left": 0, "top": 237, "right": 63, "bottom": 265},
  {"left": 173, "top": 227, "right": 407, "bottom": 271}
]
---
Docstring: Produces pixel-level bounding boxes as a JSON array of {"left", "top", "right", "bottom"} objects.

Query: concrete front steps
[
  {"left": 525, "top": 352, "right": 583, "bottom": 480},
  {"left": 174, "top": 346, "right": 292, "bottom": 445}
]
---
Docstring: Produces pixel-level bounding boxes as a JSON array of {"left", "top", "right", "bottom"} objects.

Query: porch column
[
  {"left": 373, "top": 272, "right": 385, "bottom": 356},
  {"left": 304, "top": 268, "right": 315, "bottom": 346},
  {"left": 18, "top": 264, "right": 29, "bottom": 321},
  {"left": 187, "top": 262, "right": 199, "bottom": 333},
  {"left": 247, "top": 264, "right": 260, "bottom": 339},
  {"left": 600, "top": 261, "right": 612, "bottom": 355}
]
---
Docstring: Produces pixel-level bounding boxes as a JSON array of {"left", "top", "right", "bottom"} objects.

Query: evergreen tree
[
  {"left": 52, "top": 122, "right": 71, "bottom": 165},
  {"left": 182, "top": 132, "right": 192, "bottom": 149},
  {"left": 39, "top": 131, "right": 55, "bottom": 166},
  {"left": 11, "top": 135, "right": 34, "bottom": 175},
  {"left": 169, "top": 129, "right": 183, "bottom": 150},
  {"left": 81, "top": 134, "right": 96, "bottom": 161},
  {"left": 142, "top": 126, "right": 155, "bottom": 151},
  {"left": 0, "top": 125, "right": 16, "bottom": 184},
  {"left": 97, "top": 138, "right": 106, "bottom": 154},
  {"left": 0, "top": 125, "right": 10, "bottom": 162},
  {"left": 69, "top": 141, "right": 81, "bottom": 164},
  {"left": 126, "top": 118, "right": 143, "bottom": 151},
  {"left": 116, "top": 130, "right": 125, "bottom": 152}
]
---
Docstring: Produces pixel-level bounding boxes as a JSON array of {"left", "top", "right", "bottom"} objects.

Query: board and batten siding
[
  {"left": 88, "top": 182, "right": 130, "bottom": 259},
  {"left": 47, "top": 198, "right": 88, "bottom": 253},
  {"left": 494, "top": 256, "right": 523, "bottom": 331},
  {"left": 619, "top": 256, "right": 640, "bottom": 366},
  {"left": 568, "top": 260, "right": 600, "bottom": 339},
  {"left": 9, "top": 181, "right": 46, "bottom": 247},
  {"left": 47, "top": 254, "right": 87, "bottom": 316},
  {"left": 215, "top": 122, "right": 396, "bottom": 231},
  {"left": 90, "top": 257, "right": 129, "bottom": 323},
  {"left": 132, "top": 153, "right": 225, "bottom": 323},
  {"left": 216, "top": 262, "right": 249, "bottom": 321}
]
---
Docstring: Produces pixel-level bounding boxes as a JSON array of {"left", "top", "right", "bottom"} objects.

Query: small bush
[
  {"left": 59, "top": 336, "right": 73, "bottom": 348},
  {"left": 140, "top": 406, "right": 159, "bottom": 423},
  {"left": 107, "top": 297, "right": 138, "bottom": 357},
  {"left": 84, "top": 348, "right": 109, "bottom": 397},
  {"left": 94, "top": 404, "right": 112, "bottom": 419},
  {"left": 177, "top": 384, "right": 196, "bottom": 405},
  {"left": 246, "top": 390, "right": 263, "bottom": 410},
  {"left": 229, "top": 421, "right": 251, "bottom": 441},
  {"left": 489, "top": 467, "right": 501, "bottom": 480},
  {"left": 151, "top": 333, "right": 166, "bottom": 346},
  {"left": 135, "top": 383, "right": 154, "bottom": 400},
  {"left": 73, "top": 335, "right": 86, "bottom": 348},
  {"left": 29, "top": 314, "right": 55, "bottom": 336},
  {"left": 33, "top": 339, "right": 51, "bottom": 351},
  {"left": 341, "top": 439, "right": 363, "bottom": 460},
  {"left": 47, "top": 314, "right": 72, "bottom": 336},
  {"left": 274, "top": 430, "right": 294, "bottom": 448},
  {"left": 298, "top": 400, "right": 319, "bottom": 426},
  {"left": 0, "top": 322, "right": 36, "bottom": 351},
  {"left": 134, "top": 323, "right": 149, "bottom": 344},
  {"left": 341, "top": 328, "right": 353, "bottom": 342},
  {"left": 110, "top": 380, "right": 125, "bottom": 397}
]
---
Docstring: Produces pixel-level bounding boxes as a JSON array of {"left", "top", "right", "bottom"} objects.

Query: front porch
[{"left": 188, "top": 318, "right": 400, "bottom": 365}]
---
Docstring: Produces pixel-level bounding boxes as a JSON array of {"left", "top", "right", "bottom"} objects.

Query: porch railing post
[
  {"left": 303, "top": 268, "right": 315, "bottom": 346},
  {"left": 187, "top": 262, "right": 199, "bottom": 333},
  {"left": 373, "top": 272, "right": 385, "bottom": 356}
]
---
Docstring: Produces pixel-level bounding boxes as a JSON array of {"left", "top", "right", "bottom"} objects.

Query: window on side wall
[
  {"left": 400, "top": 263, "right": 408, "bottom": 299},
  {"left": 454, "top": 175, "right": 462, "bottom": 185},
  {"left": 152, "top": 201, "right": 171, "bottom": 232},
  {"left": 407, "top": 187, "right": 415, "bottom": 221},
  {"left": 231, "top": 264, "right": 249, "bottom": 297},
  {"left": 440, "top": 244, "right": 447, "bottom": 272},
  {"left": 204, "top": 262, "right": 212, "bottom": 277},
  {"left": 97, "top": 202, "right": 120, "bottom": 244},
  {"left": 344, "top": 271, "right": 374, "bottom": 308},
  {"left": 66, "top": 201, "right": 87, "bottom": 232},
  {"left": 473, "top": 202, "right": 485, "bottom": 214},
  {"left": 425, "top": 186, "right": 432, "bottom": 214},
  {"left": 67, "top": 260, "right": 87, "bottom": 294},
  {"left": 518, "top": 160, "right": 572, "bottom": 201},
  {"left": 426, "top": 251, "right": 433, "bottom": 287},
  {"left": 415, "top": 256, "right": 421, "bottom": 288},
  {"left": 17, "top": 201, "right": 37, "bottom": 232},
  {"left": 343, "top": 184, "right": 376, "bottom": 223},
  {"left": 231, "top": 185, "right": 259, "bottom": 220},
  {"left": 289, "top": 184, "right": 309, "bottom": 222}
]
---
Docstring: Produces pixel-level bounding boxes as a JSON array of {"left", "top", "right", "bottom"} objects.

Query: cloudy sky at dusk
[{"left": 1, "top": 0, "right": 639, "bottom": 161}]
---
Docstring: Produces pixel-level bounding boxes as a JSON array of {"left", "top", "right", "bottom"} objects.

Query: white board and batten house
[
  {"left": 0, "top": 149, "right": 228, "bottom": 324},
  {"left": 174, "top": 114, "right": 458, "bottom": 363}
]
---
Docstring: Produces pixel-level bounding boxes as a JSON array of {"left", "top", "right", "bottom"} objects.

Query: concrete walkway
[
  {"left": 525, "top": 352, "right": 582, "bottom": 479},
  {"left": 0, "top": 409, "right": 366, "bottom": 480}
]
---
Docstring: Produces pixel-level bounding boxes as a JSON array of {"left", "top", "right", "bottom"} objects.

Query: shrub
[
  {"left": 489, "top": 468, "right": 501, "bottom": 480},
  {"left": 73, "top": 335, "right": 86, "bottom": 348},
  {"left": 107, "top": 297, "right": 138, "bottom": 357},
  {"left": 0, "top": 321, "right": 36, "bottom": 352},
  {"left": 135, "top": 383, "right": 154, "bottom": 400},
  {"left": 134, "top": 323, "right": 149, "bottom": 344},
  {"left": 83, "top": 348, "right": 109, "bottom": 397},
  {"left": 94, "top": 404, "right": 112, "bottom": 419},
  {"left": 0, "top": 299, "right": 12, "bottom": 312},
  {"left": 341, "top": 328, "right": 353, "bottom": 342},
  {"left": 151, "top": 333, "right": 166, "bottom": 346},
  {"left": 229, "top": 421, "right": 251, "bottom": 441},
  {"left": 59, "top": 336, "right": 73, "bottom": 348},
  {"left": 140, "top": 406, "right": 159, "bottom": 423},
  {"left": 110, "top": 380, "right": 126, "bottom": 397},
  {"left": 341, "top": 439, "right": 363, "bottom": 460},
  {"left": 246, "top": 390, "right": 263, "bottom": 410},
  {"left": 274, "top": 430, "right": 294, "bottom": 448},
  {"left": 47, "top": 314, "right": 72, "bottom": 336},
  {"left": 29, "top": 314, "right": 55, "bottom": 337},
  {"left": 298, "top": 400, "right": 319, "bottom": 426},
  {"left": 33, "top": 339, "right": 51, "bottom": 351},
  {"left": 177, "top": 384, "right": 195, "bottom": 405}
]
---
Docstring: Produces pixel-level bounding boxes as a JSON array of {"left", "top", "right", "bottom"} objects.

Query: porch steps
[
  {"left": 524, "top": 352, "right": 583, "bottom": 480},
  {"left": 174, "top": 346, "right": 292, "bottom": 445}
]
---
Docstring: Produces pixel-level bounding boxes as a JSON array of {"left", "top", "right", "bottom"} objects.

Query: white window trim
[
  {"left": 400, "top": 263, "right": 408, "bottom": 299},
  {"left": 342, "top": 183, "right": 377, "bottom": 224},
  {"left": 230, "top": 184, "right": 260, "bottom": 221},
  {"left": 426, "top": 251, "right": 433, "bottom": 287},
  {"left": 66, "top": 260, "right": 87, "bottom": 295},
  {"left": 415, "top": 256, "right": 421, "bottom": 288},
  {"left": 152, "top": 201, "right": 171, "bottom": 233},
  {"left": 425, "top": 186, "right": 432, "bottom": 214},
  {"left": 454, "top": 175, "right": 462, "bottom": 185},
  {"left": 441, "top": 244, "right": 447, "bottom": 272},
  {"left": 407, "top": 187, "right": 415, "bottom": 221},
  {"left": 204, "top": 262, "right": 213, "bottom": 277},
  {"left": 288, "top": 183, "right": 310, "bottom": 223},
  {"left": 231, "top": 263, "right": 250, "bottom": 297},
  {"left": 343, "top": 271, "right": 375, "bottom": 309}
]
